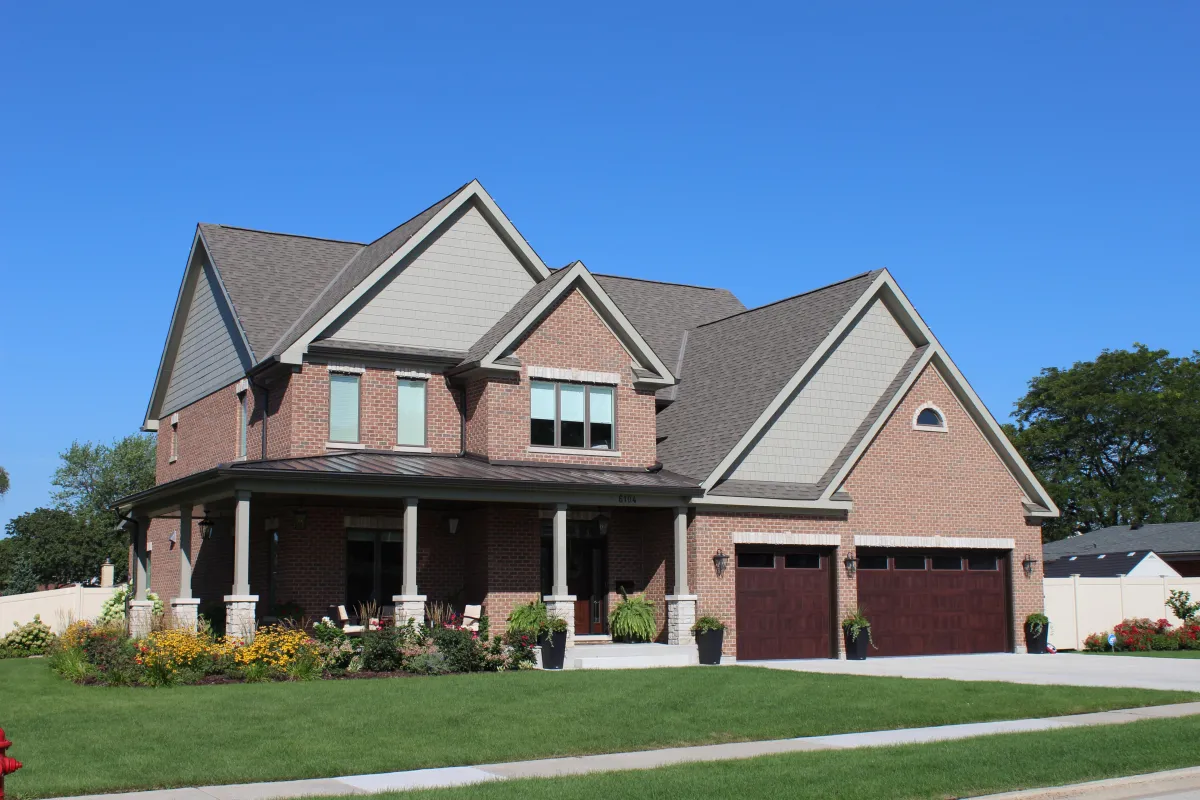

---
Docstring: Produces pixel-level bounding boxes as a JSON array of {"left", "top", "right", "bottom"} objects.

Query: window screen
[
  {"left": 397, "top": 379, "right": 426, "bottom": 446},
  {"left": 329, "top": 374, "right": 360, "bottom": 443}
]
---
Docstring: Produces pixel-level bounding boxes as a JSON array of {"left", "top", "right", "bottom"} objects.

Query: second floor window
[
  {"left": 397, "top": 379, "right": 427, "bottom": 446},
  {"left": 237, "top": 390, "right": 249, "bottom": 458},
  {"left": 530, "top": 381, "right": 615, "bottom": 450},
  {"left": 330, "top": 373, "right": 361, "bottom": 443}
]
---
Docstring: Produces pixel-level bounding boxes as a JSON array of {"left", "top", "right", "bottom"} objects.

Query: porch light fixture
[
  {"left": 198, "top": 515, "right": 215, "bottom": 540},
  {"left": 446, "top": 516, "right": 460, "bottom": 535},
  {"left": 595, "top": 514, "right": 609, "bottom": 536},
  {"left": 1022, "top": 555, "right": 1038, "bottom": 578},
  {"left": 712, "top": 550, "right": 730, "bottom": 576},
  {"left": 843, "top": 555, "right": 858, "bottom": 577},
  {"left": 293, "top": 509, "right": 307, "bottom": 530}
]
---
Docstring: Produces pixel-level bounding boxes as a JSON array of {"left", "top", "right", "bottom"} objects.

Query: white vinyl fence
[
  {"left": 0, "top": 585, "right": 123, "bottom": 634},
  {"left": 1044, "top": 576, "right": 1200, "bottom": 651}
]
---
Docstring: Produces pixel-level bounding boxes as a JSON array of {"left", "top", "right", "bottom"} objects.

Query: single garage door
[
  {"left": 856, "top": 550, "right": 1009, "bottom": 657},
  {"left": 736, "top": 548, "right": 832, "bottom": 660}
]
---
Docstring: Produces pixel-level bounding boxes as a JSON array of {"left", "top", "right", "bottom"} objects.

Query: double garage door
[{"left": 735, "top": 547, "right": 1009, "bottom": 660}]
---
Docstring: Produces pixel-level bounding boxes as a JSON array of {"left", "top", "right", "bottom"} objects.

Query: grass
[
  {"left": 1080, "top": 649, "right": 1200, "bottom": 658},
  {"left": 329, "top": 716, "right": 1200, "bottom": 800},
  {"left": 2, "top": 658, "right": 1196, "bottom": 799}
]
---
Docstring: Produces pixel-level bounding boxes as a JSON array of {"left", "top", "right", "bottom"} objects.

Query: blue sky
[{"left": 1, "top": 2, "right": 1197, "bottom": 530}]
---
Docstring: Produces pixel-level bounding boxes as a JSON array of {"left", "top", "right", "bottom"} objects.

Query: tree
[
  {"left": 3, "top": 556, "right": 38, "bottom": 596},
  {"left": 52, "top": 434, "right": 156, "bottom": 530},
  {"left": 3, "top": 507, "right": 127, "bottom": 586},
  {"left": 0, "top": 466, "right": 9, "bottom": 496},
  {"left": 1008, "top": 345, "right": 1200, "bottom": 541}
]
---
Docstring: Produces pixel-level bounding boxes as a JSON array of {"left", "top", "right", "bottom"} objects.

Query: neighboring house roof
[
  {"left": 656, "top": 271, "right": 880, "bottom": 482},
  {"left": 1043, "top": 522, "right": 1200, "bottom": 559},
  {"left": 197, "top": 225, "right": 364, "bottom": 360},
  {"left": 1043, "top": 550, "right": 1182, "bottom": 578}
]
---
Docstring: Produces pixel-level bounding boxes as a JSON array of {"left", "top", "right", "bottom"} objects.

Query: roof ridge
[
  {"left": 352, "top": 180, "right": 472, "bottom": 253},
  {"left": 695, "top": 270, "right": 880, "bottom": 329},
  {"left": 593, "top": 272, "right": 731, "bottom": 292},
  {"left": 200, "top": 223, "right": 365, "bottom": 246}
]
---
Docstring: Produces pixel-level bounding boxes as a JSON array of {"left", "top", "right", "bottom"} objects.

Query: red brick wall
[{"left": 156, "top": 381, "right": 258, "bottom": 483}]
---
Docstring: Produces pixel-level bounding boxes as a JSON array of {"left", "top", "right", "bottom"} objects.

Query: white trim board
[
  {"left": 853, "top": 535, "right": 1015, "bottom": 550},
  {"left": 733, "top": 532, "right": 841, "bottom": 546}
]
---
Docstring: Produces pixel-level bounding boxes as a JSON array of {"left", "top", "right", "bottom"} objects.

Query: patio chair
[
  {"left": 463, "top": 604, "right": 482, "bottom": 632},
  {"left": 336, "top": 604, "right": 365, "bottom": 635}
]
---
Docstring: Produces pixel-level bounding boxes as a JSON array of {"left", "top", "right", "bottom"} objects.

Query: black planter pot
[
  {"left": 843, "top": 627, "right": 870, "bottom": 660},
  {"left": 696, "top": 628, "right": 724, "bottom": 665},
  {"left": 538, "top": 630, "right": 568, "bottom": 670},
  {"left": 1025, "top": 623, "right": 1049, "bottom": 654}
]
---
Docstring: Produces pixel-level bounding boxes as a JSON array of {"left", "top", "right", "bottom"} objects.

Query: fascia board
[
  {"left": 698, "top": 271, "right": 890, "bottom": 491},
  {"left": 143, "top": 230, "right": 206, "bottom": 430},
  {"left": 279, "top": 181, "right": 549, "bottom": 365},
  {"left": 693, "top": 494, "right": 854, "bottom": 512}
]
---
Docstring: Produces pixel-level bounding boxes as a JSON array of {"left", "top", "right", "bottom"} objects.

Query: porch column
[
  {"left": 128, "top": 515, "right": 154, "bottom": 638},
  {"left": 170, "top": 504, "right": 199, "bottom": 632},
  {"left": 543, "top": 503, "right": 576, "bottom": 648},
  {"left": 666, "top": 506, "right": 698, "bottom": 647},
  {"left": 393, "top": 497, "right": 426, "bottom": 627},
  {"left": 225, "top": 491, "right": 258, "bottom": 642}
]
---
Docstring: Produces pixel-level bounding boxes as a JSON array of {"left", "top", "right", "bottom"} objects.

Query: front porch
[{"left": 122, "top": 454, "right": 702, "bottom": 651}]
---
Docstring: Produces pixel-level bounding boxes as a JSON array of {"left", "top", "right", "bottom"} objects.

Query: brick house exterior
[{"left": 121, "top": 180, "right": 1058, "bottom": 660}]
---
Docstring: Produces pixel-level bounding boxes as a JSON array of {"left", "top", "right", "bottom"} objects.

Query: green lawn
[
  {"left": 1081, "top": 649, "right": 1200, "bottom": 658},
  {"left": 340, "top": 716, "right": 1200, "bottom": 800},
  {"left": 2, "top": 657, "right": 1196, "bottom": 799}
]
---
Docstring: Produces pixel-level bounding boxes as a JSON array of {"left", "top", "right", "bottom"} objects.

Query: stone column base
[
  {"left": 170, "top": 598, "right": 201, "bottom": 632},
  {"left": 392, "top": 595, "right": 427, "bottom": 628},
  {"left": 665, "top": 594, "right": 698, "bottom": 646},
  {"left": 224, "top": 595, "right": 258, "bottom": 643},
  {"left": 543, "top": 594, "right": 577, "bottom": 648},
  {"left": 128, "top": 600, "right": 155, "bottom": 639},
  {"left": 1014, "top": 643, "right": 1028, "bottom": 655}
]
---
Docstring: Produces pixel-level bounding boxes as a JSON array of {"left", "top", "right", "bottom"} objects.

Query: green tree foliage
[
  {"left": 3, "top": 557, "right": 38, "bottom": 596},
  {"left": 52, "top": 435, "right": 156, "bottom": 529},
  {"left": 4, "top": 508, "right": 128, "bottom": 586},
  {"left": 1008, "top": 345, "right": 1200, "bottom": 541},
  {"left": 0, "top": 466, "right": 9, "bottom": 496}
]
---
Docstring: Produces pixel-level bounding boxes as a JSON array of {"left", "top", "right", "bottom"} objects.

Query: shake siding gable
[
  {"left": 162, "top": 260, "right": 252, "bottom": 416},
  {"left": 729, "top": 299, "right": 915, "bottom": 484},
  {"left": 322, "top": 205, "right": 538, "bottom": 351}
]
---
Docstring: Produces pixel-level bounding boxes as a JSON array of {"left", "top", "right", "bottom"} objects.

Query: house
[
  {"left": 1043, "top": 522, "right": 1200, "bottom": 578},
  {"left": 1042, "top": 550, "right": 1181, "bottom": 579},
  {"left": 116, "top": 180, "right": 1059, "bottom": 660}
]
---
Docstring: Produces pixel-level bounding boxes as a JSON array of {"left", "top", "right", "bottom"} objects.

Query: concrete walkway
[
  {"left": 974, "top": 766, "right": 1200, "bottom": 799},
  {"left": 744, "top": 653, "right": 1200, "bottom": 692},
  {"left": 52, "top": 701, "right": 1200, "bottom": 800}
]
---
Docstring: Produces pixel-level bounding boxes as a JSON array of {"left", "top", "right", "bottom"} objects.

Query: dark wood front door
[
  {"left": 735, "top": 549, "right": 833, "bottom": 660},
  {"left": 856, "top": 550, "right": 1009, "bottom": 657},
  {"left": 571, "top": 538, "right": 606, "bottom": 634}
]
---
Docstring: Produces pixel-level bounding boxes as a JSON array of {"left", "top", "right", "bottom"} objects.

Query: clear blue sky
[{"left": 2, "top": 2, "right": 1197, "bottom": 530}]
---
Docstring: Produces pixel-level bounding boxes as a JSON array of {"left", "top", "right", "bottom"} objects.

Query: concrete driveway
[{"left": 743, "top": 653, "right": 1200, "bottom": 692}]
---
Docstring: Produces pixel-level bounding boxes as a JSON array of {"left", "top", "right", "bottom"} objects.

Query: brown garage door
[
  {"left": 736, "top": 549, "right": 832, "bottom": 660},
  {"left": 856, "top": 550, "right": 1009, "bottom": 657}
]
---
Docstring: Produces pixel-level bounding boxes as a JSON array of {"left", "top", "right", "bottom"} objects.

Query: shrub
[
  {"left": 59, "top": 619, "right": 93, "bottom": 652},
  {"left": 1025, "top": 612, "right": 1049, "bottom": 637},
  {"left": 1112, "top": 618, "right": 1169, "bottom": 651},
  {"left": 360, "top": 624, "right": 405, "bottom": 672},
  {"left": 138, "top": 629, "right": 231, "bottom": 677},
  {"left": 1083, "top": 631, "right": 1110, "bottom": 651},
  {"left": 49, "top": 646, "right": 93, "bottom": 682},
  {"left": 312, "top": 617, "right": 346, "bottom": 646},
  {"left": 98, "top": 586, "right": 163, "bottom": 624},
  {"left": 609, "top": 590, "right": 656, "bottom": 643},
  {"left": 1167, "top": 590, "right": 1200, "bottom": 623},
  {"left": 82, "top": 626, "right": 139, "bottom": 676},
  {"left": 429, "top": 626, "right": 486, "bottom": 673},
  {"left": 1150, "top": 631, "right": 1180, "bottom": 651},
  {"left": 692, "top": 616, "right": 725, "bottom": 634},
  {"left": 407, "top": 649, "right": 449, "bottom": 675},
  {"left": 1, "top": 616, "right": 55, "bottom": 656},
  {"left": 235, "top": 625, "right": 315, "bottom": 673},
  {"left": 1180, "top": 624, "right": 1200, "bottom": 650},
  {"left": 507, "top": 600, "right": 548, "bottom": 635}
]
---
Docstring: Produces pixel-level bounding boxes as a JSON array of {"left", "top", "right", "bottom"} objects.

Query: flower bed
[
  {"left": 1083, "top": 617, "right": 1200, "bottom": 652},
  {"left": 49, "top": 614, "right": 536, "bottom": 686}
]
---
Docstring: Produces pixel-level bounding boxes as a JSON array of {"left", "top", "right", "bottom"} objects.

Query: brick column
[
  {"left": 833, "top": 535, "right": 859, "bottom": 659},
  {"left": 393, "top": 498, "right": 426, "bottom": 627},
  {"left": 225, "top": 491, "right": 258, "bottom": 642},
  {"left": 543, "top": 503, "right": 576, "bottom": 647},
  {"left": 666, "top": 507, "right": 697, "bottom": 645}
]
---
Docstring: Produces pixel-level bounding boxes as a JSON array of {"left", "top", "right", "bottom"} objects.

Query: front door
[{"left": 541, "top": 519, "right": 608, "bottom": 635}]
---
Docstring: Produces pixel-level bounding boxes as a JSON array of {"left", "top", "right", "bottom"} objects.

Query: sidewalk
[
  {"left": 974, "top": 766, "right": 1200, "bottom": 799},
  {"left": 53, "top": 701, "right": 1200, "bottom": 800}
]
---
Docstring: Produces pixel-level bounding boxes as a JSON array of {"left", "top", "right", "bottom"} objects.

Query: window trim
[
  {"left": 912, "top": 402, "right": 948, "bottom": 432},
  {"left": 529, "top": 380, "right": 617, "bottom": 451},
  {"left": 236, "top": 386, "right": 249, "bottom": 460},
  {"left": 329, "top": 372, "right": 362, "bottom": 444},
  {"left": 169, "top": 413, "right": 179, "bottom": 464},
  {"left": 396, "top": 377, "right": 428, "bottom": 448}
]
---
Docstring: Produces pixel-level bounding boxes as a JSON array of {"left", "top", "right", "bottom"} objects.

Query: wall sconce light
[
  {"left": 713, "top": 550, "right": 730, "bottom": 576},
  {"left": 596, "top": 514, "right": 609, "bottom": 536},
  {"left": 198, "top": 515, "right": 215, "bottom": 540},
  {"left": 293, "top": 509, "right": 307, "bottom": 530},
  {"left": 1022, "top": 556, "right": 1038, "bottom": 578},
  {"left": 446, "top": 516, "right": 460, "bottom": 535},
  {"left": 843, "top": 555, "right": 858, "bottom": 576}
]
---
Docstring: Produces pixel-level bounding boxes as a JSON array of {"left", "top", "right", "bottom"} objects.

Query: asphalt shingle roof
[
  {"left": 1043, "top": 551, "right": 1163, "bottom": 578},
  {"left": 1043, "top": 522, "right": 1200, "bottom": 558},
  {"left": 655, "top": 271, "right": 881, "bottom": 481}
]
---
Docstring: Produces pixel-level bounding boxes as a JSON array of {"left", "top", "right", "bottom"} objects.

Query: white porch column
[
  {"left": 225, "top": 491, "right": 258, "bottom": 641},
  {"left": 666, "top": 506, "right": 698, "bottom": 646},
  {"left": 543, "top": 503, "right": 576, "bottom": 647},
  {"left": 128, "top": 515, "right": 154, "bottom": 638},
  {"left": 393, "top": 497, "right": 426, "bottom": 627},
  {"left": 170, "top": 504, "right": 199, "bottom": 632}
]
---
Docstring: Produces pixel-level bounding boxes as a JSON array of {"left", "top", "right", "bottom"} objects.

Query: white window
[
  {"left": 237, "top": 389, "right": 249, "bottom": 458},
  {"left": 529, "top": 381, "right": 615, "bottom": 450},
  {"left": 912, "top": 403, "right": 948, "bottom": 431},
  {"left": 397, "top": 379, "right": 427, "bottom": 447},
  {"left": 330, "top": 373, "right": 361, "bottom": 443}
]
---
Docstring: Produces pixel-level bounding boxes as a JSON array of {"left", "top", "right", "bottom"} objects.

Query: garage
[
  {"left": 735, "top": 548, "right": 833, "bottom": 660},
  {"left": 856, "top": 550, "right": 1009, "bottom": 657}
]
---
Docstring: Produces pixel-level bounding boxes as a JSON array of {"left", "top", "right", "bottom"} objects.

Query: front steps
[{"left": 564, "top": 642, "right": 699, "bottom": 670}]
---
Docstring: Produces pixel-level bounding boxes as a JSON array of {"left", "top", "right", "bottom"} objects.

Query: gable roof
[
  {"left": 1043, "top": 550, "right": 1178, "bottom": 578},
  {"left": 459, "top": 267, "right": 572, "bottom": 367},
  {"left": 1043, "top": 522, "right": 1200, "bottom": 559},
  {"left": 656, "top": 271, "right": 880, "bottom": 482}
]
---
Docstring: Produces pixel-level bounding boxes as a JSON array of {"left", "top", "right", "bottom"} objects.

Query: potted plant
[
  {"left": 538, "top": 616, "right": 568, "bottom": 670},
  {"left": 841, "top": 607, "right": 874, "bottom": 660},
  {"left": 692, "top": 616, "right": 725, "bottom": 665},
  {"left": 608, "top": 588, "right": 656, "bottom": 643},
  {"left": 1025, "top": 612, "right": 1050, "bottom": 654}
]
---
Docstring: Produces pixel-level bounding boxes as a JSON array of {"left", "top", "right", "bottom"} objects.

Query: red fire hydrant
[{"left": 0, "top": 727, "right": 21, "bottom": 800}]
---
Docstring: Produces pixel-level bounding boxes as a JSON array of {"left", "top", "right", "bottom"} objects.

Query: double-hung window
[
  {"left": 530, "top": 381, "right": 615, "bottom": 450},
  {"left": 396, "top": 378, "right": 427, "bottom": 447},
  {"left": 329, "top": 373, "right": 361, "bottom": 443}
]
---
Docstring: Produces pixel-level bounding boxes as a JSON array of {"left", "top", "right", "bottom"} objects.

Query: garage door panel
[{"left": 736, "top": 549, "right": 832, "bottom": 661}]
